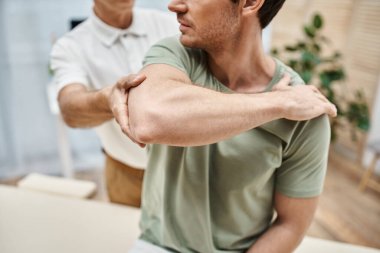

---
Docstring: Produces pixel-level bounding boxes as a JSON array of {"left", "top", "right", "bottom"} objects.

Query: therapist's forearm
[{"left": 58, "top": 83, "right": 113, "bottom": 128}]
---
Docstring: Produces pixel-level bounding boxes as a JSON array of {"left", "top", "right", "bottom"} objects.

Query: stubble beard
[
  {"left": 181, "top": 7, "right": 240, "bottom": 53},
  {"left": 205, "top": 6, "right": 240, "bottom": 53}
]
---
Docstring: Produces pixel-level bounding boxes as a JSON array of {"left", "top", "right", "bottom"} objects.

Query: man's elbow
[
  {"left": 128, "top": 83, "right": 174, "bottom": 144},
  {"left": 129, "top": 106, "right": 164, "bottom": 144},
  {"left": 132, "top": 125, "right": 156, "bottom": 144}
]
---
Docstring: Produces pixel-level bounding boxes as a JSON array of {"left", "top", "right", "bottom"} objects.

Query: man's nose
[{"left": 168, "top": 0, "right": 187, "bottom": 13}]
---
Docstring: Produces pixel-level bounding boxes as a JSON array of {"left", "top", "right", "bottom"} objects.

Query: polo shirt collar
[{"left": 91, "top": 9, "right": 147, "bottom": 47}]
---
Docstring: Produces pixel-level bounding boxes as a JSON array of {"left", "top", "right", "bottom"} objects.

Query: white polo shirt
[{"left": 50, "top": 8, "right": 178, "bottom": 169}]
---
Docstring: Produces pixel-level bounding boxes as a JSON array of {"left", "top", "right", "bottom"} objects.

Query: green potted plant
[{"left": 271, "top": 13, "right": 370, "bottom": 141}]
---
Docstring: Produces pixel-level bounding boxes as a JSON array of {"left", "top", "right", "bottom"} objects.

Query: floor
[
  {"left": 1, "top": 151, "right": 379, "bottom": 249},
  {"left": 307, "top": 153, "right": 380, "bottom": 248}
]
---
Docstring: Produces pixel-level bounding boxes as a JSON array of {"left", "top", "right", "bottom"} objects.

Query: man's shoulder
[
  {"left": 274, "top": 58, "right": 306, "bottom": 86},
  {"left": 153, "top": 36, "right": 203, "bottom": 59},
  {"left": 144, "top": 36, "right": 205, "bottom": 75},
  {"left": 272, "top": 59, "right": 330, "bottom": 135},
  {"left": 152, "top": 36, "right": 183, "bottom": 51},
  {"left": 261, "top": 59, "right": 330, "bottom": 143},
  {"left": 143, "top": 36, "right": 209, "bottom": 84}
]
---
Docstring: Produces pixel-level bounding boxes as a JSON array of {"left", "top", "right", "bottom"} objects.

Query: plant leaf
[
  {"left": 297, "top": 42, "right": 306, "bottom": 50},
  {"left": 271, "top": 48, "right": 279, "bottom": 56},
  {"left": 319, "top": 72, "right": 331, "bottom": 87},
  {"left": 313, "top": 14, "right": 323, "bottom": 29},
  {"left": 285, "top": 46, "right": 298, "bottom": 52},
  {"left": 304, "top": 26, "right": 315, "bottom": 38},
  {"left": 333, "top": 52, "right": 342, "bottom": 59},
  {"left": 313, "top": 43, "right": 321, "bottom": 53}
]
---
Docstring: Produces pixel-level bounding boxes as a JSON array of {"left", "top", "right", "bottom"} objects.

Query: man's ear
[{"left": 242, "top": 0, "right": 265, "bottom": 15}]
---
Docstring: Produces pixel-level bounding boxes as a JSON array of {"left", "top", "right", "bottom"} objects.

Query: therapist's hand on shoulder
[{"left": 107, "top": 74, "right": 146, "bottom": 148}]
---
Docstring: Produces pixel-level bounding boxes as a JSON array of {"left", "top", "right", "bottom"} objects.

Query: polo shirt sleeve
[
  {"left": 142, "top": 36, "right": 191, "bottom": 76},
  {"left": 275, "top": 115, "right": 331, "bottom": 198},
  {"left": 50, "top": 38, "right": 90, "bottom": 92}
]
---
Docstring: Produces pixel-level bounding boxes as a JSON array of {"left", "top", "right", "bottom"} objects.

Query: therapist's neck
[{"left": 93, "top": 3, "right": 133, "bottom": 29}]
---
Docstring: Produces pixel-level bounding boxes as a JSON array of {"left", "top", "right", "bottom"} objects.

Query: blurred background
[
  {"left": 0, "top": 0, "right": 379, "bottom": 250},
  {"left": 0, "top": 0, "right": 174, "bottom": 179}
]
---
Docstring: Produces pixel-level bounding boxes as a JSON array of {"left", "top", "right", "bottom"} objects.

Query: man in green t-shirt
[{"left": 121, "top": 0, "right": 336, "bottom": 252}]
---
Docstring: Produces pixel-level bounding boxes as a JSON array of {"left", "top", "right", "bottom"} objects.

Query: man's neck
[
  {"left": 93, "top": 6, "right": 133, "bottom": 29},
  {"left": 207, "top": 27, "right": 275, "bottom": 93}
]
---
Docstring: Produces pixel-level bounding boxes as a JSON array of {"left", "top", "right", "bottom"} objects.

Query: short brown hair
[{"left": 231, "top": 0, "right": 286, "bottom": 29}]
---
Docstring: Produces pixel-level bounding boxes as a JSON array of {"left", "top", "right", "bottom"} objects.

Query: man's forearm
[
  {"left": 128, "top": 78, "right": 283, "bottom": 146},
  {"left": 247, "top": 220, "right": 305, "bottom": 253},
  {"left": 58, "top": 83, "right": 113, "bottom": 128},
  {"left": 128, "top": 64, "right": 336, "bottom": 146}
]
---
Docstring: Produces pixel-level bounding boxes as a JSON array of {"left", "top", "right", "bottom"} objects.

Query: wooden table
[{"left": 0, "top": 185, "right": 378, "bottom": 253}]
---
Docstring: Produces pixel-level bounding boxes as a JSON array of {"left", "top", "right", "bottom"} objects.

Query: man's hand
[
  {"left": 273, "top": 74, "right": 337, "bottom": 121},
  {"left": 107, "top": 74, "right": 146, "bottom": 147}
]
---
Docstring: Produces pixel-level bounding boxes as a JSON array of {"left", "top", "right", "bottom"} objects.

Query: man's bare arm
[
  {"left": 128, "top": 64, "right": 336, "bottom": 146},
  {"left": 247, "top": 193, "right": 319, "bottom": 253}
]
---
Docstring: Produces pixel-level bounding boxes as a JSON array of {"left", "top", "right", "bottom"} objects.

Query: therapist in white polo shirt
[{"left": 50, "top": 0, "right": 178, "bottom": 207}]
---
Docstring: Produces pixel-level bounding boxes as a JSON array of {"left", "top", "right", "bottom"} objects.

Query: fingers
[
  {"left": 113, "top": 103, "right": 129, "bottom": 136},
  {"left": 117, "top": 74, "right": 147, "bottom": 90},
  {"left": 325, "top": 102, "right": 337, "bottom": 117},
  {"left": 315, "top": 91, "right": 329, "bottom": 104},
  {"left": 119, "top": 118, "right": 146, "bottom": 148},
  {"left": 307, "top": 85, "right": 328, "bottom": 104},
  {"left": 315, "top": 95, "right": 337, "bottom": 117},
  {"left": 112, "top": 74, "right": 147, "bottom": 147},
  {"left": 122, "top": 107, "right": 147, "bottom": 148},
  {"left": 273, "top": 73, "right": 291, "bottom": 90},
  {"left": 113, "top": 102, "right": 146, "bottom": 148},
  {"left": 310, "top": 85, "right": 319, "bottom": 93},
  {"left": 309, "top": 85, "right": 337, "bottom": 117},
  {"left": 284, "top": 83, "right": 338, "bottom": 121}
]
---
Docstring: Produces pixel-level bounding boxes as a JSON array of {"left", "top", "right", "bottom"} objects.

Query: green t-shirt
[{"left": 139, "top": 36, "right": 330, "bottom": 253}]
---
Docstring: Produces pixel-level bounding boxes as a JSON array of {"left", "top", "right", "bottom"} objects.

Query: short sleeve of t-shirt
[
  {"left": 275, "top": 115, "right": 331, "bottom": 198},
  {"left": 143, "top": 36, "right": 194, "bottom": 76},
  {"left": 50, "top": 39, "right": 89, "bottom": 91}
]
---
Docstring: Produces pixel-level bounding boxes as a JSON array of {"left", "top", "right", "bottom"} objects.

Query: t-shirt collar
[{"left": 90, "top": 9, "right": 147, "bottom": 47}]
